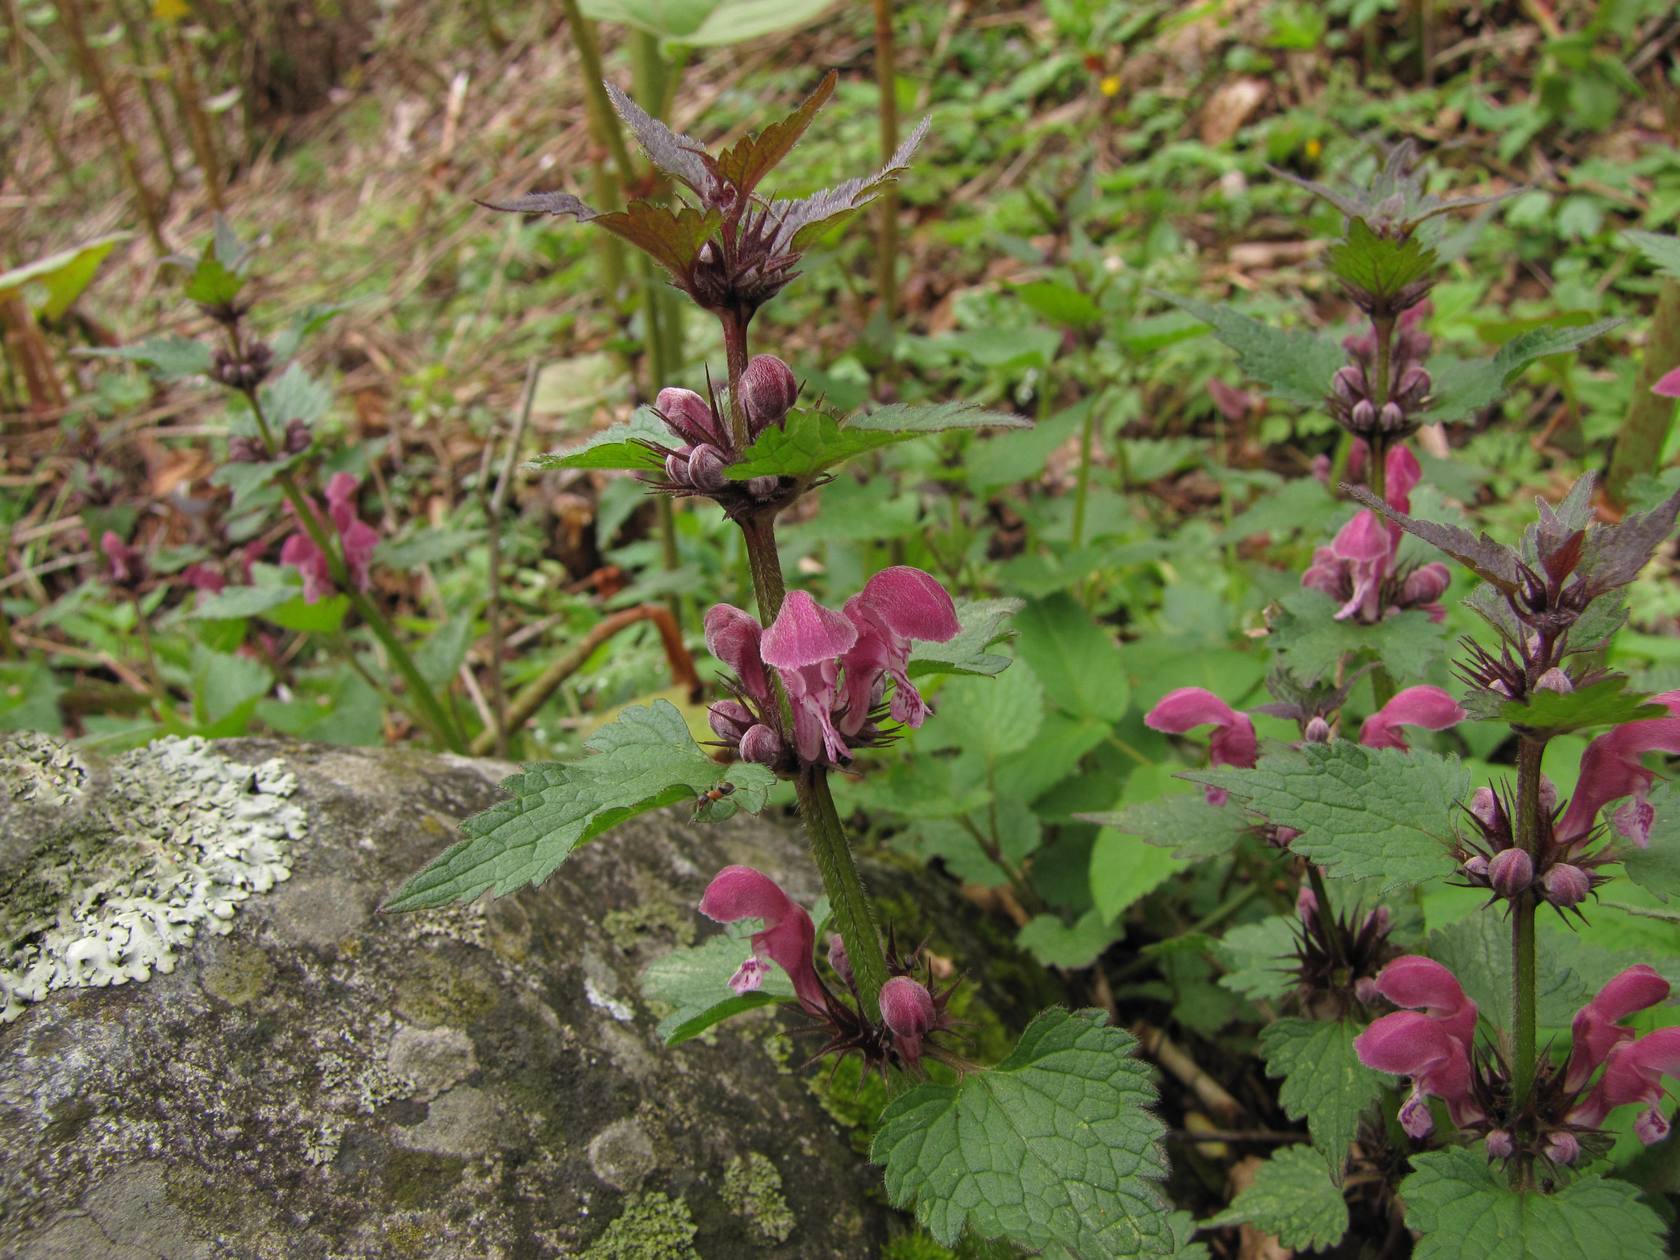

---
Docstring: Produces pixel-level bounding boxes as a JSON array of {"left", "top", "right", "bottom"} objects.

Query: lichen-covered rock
[{"left": 0, "top": 737, "right": 898, "bottom": 1258}]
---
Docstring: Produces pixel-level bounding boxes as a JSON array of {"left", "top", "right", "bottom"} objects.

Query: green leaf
[
  {"left": 920, "top": 661, "right": 1043, "bottom": 761},
  {"left": 376, "top": 527, "right": 484, "bottom": 569},
  {"left": 265, "top": 593, "right": 349, "bottom": 634},
  {"left": 908, "top": 597, "right": 1021, "bottom": 679},
  {"left": 1205, "top": 1145, "right": 1348, "bottom": 1252},
  {"left": 1496, "top": 676, "right": 1663, "bottom": 734},
  {"left": 190, "top": 583, "right": 297, "bottom": 621},
  {"left": 1326, "top": 219, "right": 1437, "bottom": 302},
  {"left": 640, "top": 932, "right": 794, "bottom": 1045},
  {"left": 1014, "top": 280, "right": 1102, "bottom": 330},
  {"left": 1214, "top": 915, "right": 1299, "bottom": 1003},
  {"left": 1259, "top": 1018, "right": 1385, "bottom": 1171},
  {"left": 1269, "top": 588, "right": 1448, "bottom": 682},
  {"left": 1017, "top": 908, "right": 1124, "bottom": 969},
  {"left": 1400, "top": 1147, "right": 1666, "bottom": 1260},
  {"left": 1079, "top": 794, "right": 1254, "bottom": 862},
  {"left": 1158, "top": 294, "right": 1347, "bottom": 408},
  {"left": 872, "top": 1007, "right": 1172, "bottom": 1257},
  {"left": 386, "top": 701, "right": 775, "bottom": 911},
  {"left": 260, "top": 362, "right": 332, "bottom": 425},
  {"left": 1623, "top": 229, "right": 1680, "bottom": 279},
  {"left": 1090, "top": 830, "right": 1189, "bottom": 922},
  {"left": 1013, "top": 594, "right": 1130, "bottom": 722},
  {"left": 87, "top": 335, "right": 214, "bottom": 380},
  {"left": 183, "top": 245, "right": 245, "bottom": 306},
  {"left": 189, "top": 644, "right": 272, "bottom": 737},
  {"left": 414, "top": 614, "right": 473, "bottom": 689},
  {"left": 1426, "top": 913, "right": 1589, "bottom": 1030},
  {"left": 1623, "top": 784, "right": 1680, "bottom": 901},
  {"left": 727, "top": 408, "right": 911, "bottom": 479},
  {"left": 1423, "top": 318, "right": 1623, "bottom": 424},
  {"left": 0, "top": 660, "right": 66, "bottom": 733},
  {"left": 846, "top": 399, "right": 1029, "bottom": 433},
  {"left": 529, "top": 408, "right": 668, "bottom": 472},
  {"left": 0, "top": 232, "right": 129, "bottom": 319},
  {"left": 1192, "top": 743, "right": 1468, "bottom": 892}
]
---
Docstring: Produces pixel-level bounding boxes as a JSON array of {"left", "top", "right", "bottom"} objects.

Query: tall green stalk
[{"left": 1511, "top": 734, "right": 1545, "bottom": 1104}]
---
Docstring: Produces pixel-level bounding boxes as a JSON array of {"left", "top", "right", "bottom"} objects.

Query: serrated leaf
[
  {"left": 260, "top": 362, "right": 331, "bottom": 426},
  {"left": 641, "top": 932, "right": 794, "bottom": 1045},
  {"left": 1269, "top": 588, "right": 1448, "bottom": 682},
  {"left": 1348, "top": 488, "right": 1524, "bottom": 594},
  {"left": 709, "top": 69, "right": 835, "bottom": 195},
  {"left": 846, "top": 398, "right": 1030, "bottom": 433},
  {"left": 872, "top": 1007, "right": 1172, "bottom": 1257},
  {"left": 1204, "top": 1145, "right": 1348, "bottom": 1251},
  {"left": 727, "top": 407, "right": 911, "bottom": 479},
  {"left": 1192, "top": 743, "right": 1467, "bottom": 891},
  {"left": 183, "top": 243, "right": 245, "bottom": 306},
  {"left": 190, "top": 643, "right": 271, "bottom": 737},
  {"left": 1079, "top": 794, "right": 1254, "bottom": 862},
  {"left": 1326, "top": 218, "right": 1436, "bottom": 301},
  {"left": 1497, "top": 676, "right": 1662, "bottom": 734},
  {"left": 385, "top": 701, "right": 772, "bottom": 911},
  {"left": 770, "top": 116, "right": 928, "bottom": 253},
  {"left": 1158, "top": 294, "right": 1346, "bottom": 408},
  {"left": 86, "top": 335, "right": 213, "bottom": 380},
  {"left": 1214, "top": 915, "right": 1299, "bottom": 1002},
  {"left": 529, "top": 407, "right": 668, "bottom": 472},
  {"left": 1400, "top": 1147, "right": 1666, "bottom": 1260},
  {"left": 1580, "top": 483, "right": 1680, "bottom": 598},
  {"left": 1423, "top": 318, "right": 1623, "bottom": 425},
  {"left": 908, "top": 597, "right": 1021, "bottom": 679},
  {"left": 189, "top": 582, "right": 298, "bottom": 620},
  {"left": 488, "top": 190, "right": 721, "bottom": 283},
  {"left": 1018, "top": 909, "right": 1124, "bottom": 969},
  {"left": 1426, "top": 913, "right": 1589, "bottom": 1030},
  {"left": 1259, "top": 1018, "right": 1385, "bottom": 1171},
  {"left": 1623, "top": 229, "right": 1680, "bottom": 279},
  {"left": 1014, "top": 593, "right": 1130, "bottom": 721}
]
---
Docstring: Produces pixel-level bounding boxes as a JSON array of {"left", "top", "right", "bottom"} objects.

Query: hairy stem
[
  {"left": 1512, "top": 734, "right": 1545, "bottom": 1103},
  {"left": 798, "top": 765, "right": 889, "bottom": 1018}
]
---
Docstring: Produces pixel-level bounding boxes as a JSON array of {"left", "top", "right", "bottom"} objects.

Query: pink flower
[
  {"left": 879, "top": 975, "right": 947, "bottom": 1067},
  {"left": 100, "top": 531, "right": 144, "bottom": 589},
  {"left": 762, "top": 590, "right": 857, "bottom": 766},
  {"left": 180, "top": 564, "right": 226, "bottom": 596},
  {"left": 279, "top": 474, "right": 379, "bottom": 603},
  {"left": 698, "top": 865, "right": 827, "bottom": 1015},
  {"left": 1359, "top": 686, "right": 1466, "bottom": 751},
  {"left": 1556, "top": 691, "right": 1680, "bottom": 848},
  {"left": 1565, "top": 965, "right": 1671, "bottom": 1092},
  {"left": 837, "top": 566, "right": 960, "bottom": 733},
  {"left": 1354, "top": 956, "right": 1483, "bottom": 1136},
  {"left": 1653, "top": 366, "right": 1680, "bottom": 399},
  {"left": 1569, "top": 1027, "right": 1680, "bottom": 1143},
  {"left": 1145, "top": 687, "right": 1259, "bottom": 805},
  {"left": 704, "top": 604, "right": 771, "bottom": 704}
]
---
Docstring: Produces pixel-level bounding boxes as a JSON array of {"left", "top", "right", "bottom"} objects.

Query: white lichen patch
[{"left": 0, "top": 735, "right": 306, "bottom": 1022}]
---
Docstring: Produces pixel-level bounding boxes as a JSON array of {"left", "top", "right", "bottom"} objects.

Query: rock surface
[{"left": 0, "top": 736, "right": 905, "bottom": 1258}]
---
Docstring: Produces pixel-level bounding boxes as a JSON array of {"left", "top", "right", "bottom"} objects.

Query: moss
[
  {"left": 601, "top": 899, "right": 696, "bottom": 953},
  {"left": 882, "top": 1233, "right": 958, "bottom": 1260},
  {"left": 383, "top": 1221, "right": 428, "bottom": 1255},
  {"left": 43, "top": 1096, "right": 95, "bottom": 1147},
  {"left": 392, "top": 949, "right": 497, "bottom": 1028},
  {"left": 721, "top": 1152, "right": 796, "bottom": 1244},
  {"left": 381, "top": 1149, "right": 466, "bottom": 1210},
  {"left": 806, "top": 1053, "right": 892, "bottom": 1156},
  {"left": 582, "top": 1190, "right": 700, "bottom": 1259},
  {"left": 200, "top": 942, "right": 275, "bottom": 1006}
]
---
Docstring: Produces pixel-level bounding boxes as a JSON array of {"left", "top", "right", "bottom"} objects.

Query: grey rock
[{"left": 0, "top": 738, "right": 900, "bottom": 1258}]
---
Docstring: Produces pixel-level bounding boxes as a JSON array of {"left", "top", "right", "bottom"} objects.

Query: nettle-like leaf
[
  {"left": 1578, "top": 481, "right": 1680, "bottom": 597},
  {"left": 487, "top": 191, "right": 721, "bottom": 283},
  {"left": 385, "top": 701, "right": 774, "bottom": 911},
  {"left": 1269, "top": 588, "right": 1448, "bottom": 683},
  {"left": 1159, "top": 294, "right": 1346, "bottom": 408},
  {"left": 709, "top": 69, "right": 835, "bottom": 196},
  {"left": 1078, "top": 794, "right": 1253, "bottom": 862},
  {"left": 1259, "top": 1018, "right": 1385, "bottom": 1171},
  {"left": 771, "top": 116, "right": 931, "bottom": 253},
  {"left": 908, "top": 597, "right": 1022, "bottom": 679},
  {"left": 1347, "top": 487, "right": 1524, "bottom": 594},
  {"left": 640, "top": 930, "right": 795, "bottom": 1045},
  {"left": 1213, "top": 915, "right": 1299, "bottom": 1003},
  {"left": 846, "top": 399, "right": 1028, "bottom": 434},
  {"left": 1204, "top": 1145, "right": 1349, "bottom": 1252},
  {"left": 1273, "top": 142, "right": 1511, "bottom": 237},
  {"left": 1326, "top": 218, "right": 1436, "bottom": 302},
  {"left": 872, "top": 1007, "right": 1172, "bottom": 1257},
  {"left": 1192, "top": 743, "right": 1467, "bottom": 892},
  {"left": 87, "top": 335, "right": 214, "bottom": 381},
  {"left": 1400, "top": 1147, "right": 1666, "bottom": 1260},
  {"left": 727, "top": 408, "right": 913, "bottom": 479},
  {"left": 529, "top": 407, "right": 669, "bottom": 472},
  {"left": 1422, "top": 318, "right": 1622, "bottom": 425},
  {"left": 1623, "top": 229, "right": 1680, "bottom": 279},
  {"left": 1496, "top": 676, "right": 1663, "bottom": 735}
]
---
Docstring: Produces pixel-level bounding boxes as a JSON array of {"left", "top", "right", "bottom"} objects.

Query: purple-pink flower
[
  {"left": 1654, "top": 365, "right": 1680, "bottom": 399},
  {"left": 1358, "top": 686, "right": 1466, "bottom": 751},
  {"left": 279, "top": 472, "right": 379, "bottom": 603},
  {"left": 1555, "top": 691, "right": 1680, "bottom": 848},
  {"left": 1145, "top": 687, "right": 1258, "bottom": 805},
  {"left": 1564, "top": 964, "right": 1670, "bottom": 1092},
  {"left": 879, "top": 975, "right": 948, "bottom": 1068},
  {"left": 1569, "top": 1026, "right": 1680, "bottom": 1143},
  {"left": 100, "top": 531, "right": 145, "bottom": 590},
  {"left": 698, "top": 865, "right": 826, "bottom": 1015},
  {"left": 1354, "top": 956, "right": 1483, "bottom": 1137}
]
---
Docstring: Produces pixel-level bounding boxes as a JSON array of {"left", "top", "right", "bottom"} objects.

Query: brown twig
[{"left": 1132, "top": 1020, "right": 1244, "bottom": 1124}]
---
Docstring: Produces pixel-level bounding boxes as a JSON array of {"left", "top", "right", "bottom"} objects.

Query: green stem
[
  {"left": 1072, "top": 396, "right": 1096, "bottom": 549},
  {"left": 798, "top": 766, "right": 889, "bottom": 1017},
  {"left": 1512, "top": 734, "right": 1545, "bottom": 1103}
]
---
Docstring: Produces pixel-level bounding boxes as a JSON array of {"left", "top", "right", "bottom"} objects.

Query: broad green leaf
[
  {"left": 920, "top": 660, "right": 1043, "bottom": 761},
  {"left": 0, "top": 232, "right": 129, "bottom": 319},
  {"left": 189, "top": 644, "right": 271, "bottom": 738},
  {"left": 1158, "top": 295, "right": 1347, "bottom": 408},
  {"left": 261, "top": 362, "right": 332, "bottom": 426},
  {"left": 727, "top": 408, "right": 910, "bottom": 479},
  {"left": 872, "top": 1007, "right": 1172, "bottom": 1257},
  {"left": 190, "top": 583, "right": 297, "bottom": 620},
  {"left": 1426, "top": 913, "right": 1589, "bottom": 1030},
  {"left": 1496, "top": 676, "right": 1662, "bottom": 734},
  {"left": 1326, "top": 218, "right": 1436, "bottom": 302},
  {"left": 377, "top": 527, "right": 485, "bottom": 570},
  {"left": 414, "top": 614, "right": 473, "bottom": 689},
  {"left": 265, "top": 593, "right": 349, "bottom": 634},
  {"left": 385, "top": 701, "right": 775, "bottom": 911},
  {"left": 1269, "top": 588, "right": 1448, "bottom": 682},
  {"left": 0, "top": 660, "right": 65, "bottom": 733},
  {"left": 1623, "top": 784, "right": 1680, "bottom": 900},
  {"left": 847, "top": 399, "right": 1029, "bottom": 433},
  {"left": 1080, "top": 794, "right": 1254, "bottom": 862},
  {"left": 908, "top": 597, "right": 1022, "bottom": 679},
  {"left": 1423, "top": 318, "right": 1622, "bottom": 424},
  {"left": 1017, "top": 908, "right": 1123, "bottom": 969},
  {"left": 992, "top": 712, "right": 1107, "bottom": 804},
  {"left": 529, "top": 408, "right": 668, "bottom": 472},
  {"left": 1090, "top": 829, "right": 1188, "bottom": 921},
  {"left": 1014, "top": 593, "right": 1130, "bottom": 722},
  {"left": 1214, "top": 915, "right": 1299, "bottom": 1002},
  {"left": 1014, "top": 280, "right": 1102, "bottom": 330},
  {"left": 1204, "top": 1145, "right": 1348, "bottom": 1251},
  {"left": 1259, "top": 1018, "right": 1385, "bottom": 1171},
  {"left": 1400, "top": 1148, "right": 1666, "bottom": 1260},
  {"left": 1193, "top": 743, "right": 1468, "bottom": 891},
  {"left": 641, "top": 932, "right": 793, "bottom": 1045},
  {"left": 183, "top": 245, "right": 245, "bottom": 306},
  {"left": 1623, "top": 229, "right": 1680, "bottom": 278},
  {"left": 87, "top": 335, "right": 214, "bottom": 380}
]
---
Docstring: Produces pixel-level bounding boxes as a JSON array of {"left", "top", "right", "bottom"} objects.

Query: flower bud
[
  {"left": 1350, "top": 400, "right": 1376, "bottom": 430},
  {"left": 1539, "top": 776, "right": 1558, "bottom": 814},
  {"left": 1332, "top": 365, "right": 1365, "bottom": 402},
  {"left": 657, "top": 387, "right": 722, "bottom": 448},
  {"left": 1364, "top": 906, "right": 1392, "bottom": 935},
  {"left": 741, "top": 355, "right": 799, "bottom": 435},
  {"left": 747, "top": 475, "right": 780, "bottom": 500},
  {"left": 1396, "top": 364, "right": 1431, "bottom": 402},
  {"left": 1354, "top": 976, "right": 1381, "bottom": 1005},
  {"left": 708, "top": 700, "right": 755, "bottom": 742},
  {"left": 1398, "top": 1088, "right": 1435, "bottom": 1139},
  {"left": 1468, "top": 787, "right": 1501, "bottom": 831},
  {"left": 880, "top": 975, "right": 939, "bottom": 1066},
  {"left": 1544, "top": 1131, "right": 1580, "bottom": 1165},
  {"left": 1296, "top": 886, "right": 1318, "bottom": 926},
  {"left": 1485, "top": 1130, "right": 1514, "bottom": 1160},
  {"left": 283, "top": 417, "right": 312, "bottom": 454},
  {"left": 1400, "top": 563, "right": 1451, "bottom": 607},
  {"left": 1542, "top": 863, "right": 1591, "bottom": 909},
  {"left": 1534, "top": 668, "right": 1572, "bottom": 694},
  {"left": 1488, "top": 848, "right": 1534, "bottom": 899},
  {"left": 1303, "top": 715, "right": 1332, "bottom": 743},
  {"left": 828, "top": 933, "right": 852, "bottom": 988},
  {"left": 1462, "top": 854, "right": 1490, "bottom": 882},
  {"left": 664, "top": 449, "right": 690, "bottom": 485},
  {"left": 227, "top": 435, "right": 266, "bottom": 463},
  {"left": 739, "top": 724, "right": 783, "bottom": 767},
  {"left": 1379, "top": 401, "right": 1406, "bottom": 431},
  {"left": 686, "top": 443, "right": 729, "bottom": 492}
]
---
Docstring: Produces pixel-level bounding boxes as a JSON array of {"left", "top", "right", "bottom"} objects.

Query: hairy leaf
[
  {"left": 1205, "top": 1145, "right": 1349, "bottom": 1251},
  {"left": 1192, "top": 743, "right": 1467, "bottom": 891},
  {"left": 1348, "top": 487, "right": 1524, "bottom": 593},
  {"left": 1580, "top": 484, "right": 1680, "bottom": 597},
  {"left": 1159, "top": 294, "right": 1346, "bottom": 408},
  {"left": 1269, "top": 588, "right": 1448, "bottom": 682},
  {"left": 847, "top": 398, "right": 1030, "bottom": 433},
  {"left": 641, "top": 931, "right": 794, "bottom": 1045},
  {"left": 872, "top": 1007, "right": 1172, "bottom": 1257},
  {"left": 1259, "top": 1018, "right": 1385, "bottom": 1171},
  {"left": 908, "top": 597, "right": 1022, "bottom": 678},
  {"left": 529, "top": 407, "right": 669, "bottom": 472},
  {"left": 1018, "top": 909, "right": 1124, "bottom": 969},
  {"left": 1079, "top": 794, "right": 1253, "bottom": 862},
  {"left": 771, "top": 117, "right": 930, "bottom": 252},
  {"left": 385, "top": 701, "right": 773, "bottom": 911},
  {"left": 1426, "top": 913, "right": 1589, "bottom": 1030},
  {"left": 710, "top": 69, "right": 835, "bottom": 196},
  {"left": 1400, "top": 1148, "right": 1666, "bottom": 1260},
  {"left": 1623, "top": 229, "right": 1680, "bottom": 279},
  {"left": 1497, "top": 676, "right": 1663, "bottom": 734},
  {"left": 1214, "top": 915, "right": 1299, "bottom": 1002},
  {"left": 1423, "top": 318, "right": 1623, "bottom": 425},
  {"left": 87, "top": 335, "right": 214, "bottom": 380},
  {"left": 727, "top": 408, "right": 911, "bottom": 478},
  {"left": 1326, "top": 218, "right": 1436, "bottom": 301},
  {"left": 1014, "top": 594, "right": 1130, "bottom": 721},
  {"left": 603, "top": 79, "right": 716, "bottom": 198}
]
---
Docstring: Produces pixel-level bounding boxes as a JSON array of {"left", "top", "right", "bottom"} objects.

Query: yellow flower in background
[
  {"left": 1099, "top": 74, "right": 1122, "bottom": 98},
  {"left": 153, "top": 0, "right": 189, "bottom": 23},
  {"left": 1305, "top": 137, "right": 1323, "bottom": 160}
]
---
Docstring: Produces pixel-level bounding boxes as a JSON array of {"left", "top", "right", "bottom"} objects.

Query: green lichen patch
[
  {"left": 602, "top": 899, "right": 696, "bottom": 953},
  {"left": 200, "top": 942, "right": 276, "bottom": 1006},
  {"left": 0, "top": 735, "right": 304, "bottom": 1022},
  {"left": 583, "top": 1190, "right": 701, "bottom": 1259},
  {"left": 722, "top": 1152, "right": 796, "bottom": 1244},
  {"left": 391, "top": 947, "right": 498, "bottom": 1028},
  {"left": 381, "top": 1149, "right": 467, "bottom": 1210}
]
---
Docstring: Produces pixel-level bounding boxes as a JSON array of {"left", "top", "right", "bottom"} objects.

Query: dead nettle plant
[
  {"left": 1109, "top": 149, "right": 1680, "bottom": 1256},
  {"left": 387, "top": 75, "right": 1198, "bottom": 1258}
]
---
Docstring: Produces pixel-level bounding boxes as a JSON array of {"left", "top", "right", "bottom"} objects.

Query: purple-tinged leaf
[
  {"left": 603, "top": 80, "right": 717, "bottom": 202},
  {"left": 1580, "top": 484, "right": 1680, "bottom": 597},
  {"left": 1347, "top": 486, "right": 1524, "bottom": 593},
  {"left": 770, "top": 115, "right": 930, "bottom": 252},
  {"left": 708, "top": 69, "right": 836, "bottom": 198}
]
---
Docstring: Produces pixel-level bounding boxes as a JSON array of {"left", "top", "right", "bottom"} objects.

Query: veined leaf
[
  {"left": 846, "top": 398, "right": 1029, "bottom": 433},
  {"left": 1623, "top": 229, "right": 1680, "bottom": 279},
  {"left": 1423, "top": 317, "right": 1622, "bottom": 425},
  {"left": 1158, "top": 294, "right": 1346, "bottom": 408},
  {"left": 86, "top": 335, "right": 213, "bottom": 381},
  {"left": 1204, "top": 1145, "right": 1348, "bottom": 1252},
  {"left": 1259, "top": 1018, "right": 1384, "bottom": 1172},
  {"left": 529, "top": 407, "right": 669, "bottom": 472},
  {"left": 1497, "top": 675, "right": 1663, "bottom": 734},
  {"left": 727, "top": 408, "right": 912, "bottom": 479},
  {"left": 908, "top": 597, "right": 1022, "bottom": 679},
  {"left": 1326, "top": 218, "right": 1436, "bottom": 302},
  {"left": 1080, "top": 794, "right": 1254, "bottom": 862}
]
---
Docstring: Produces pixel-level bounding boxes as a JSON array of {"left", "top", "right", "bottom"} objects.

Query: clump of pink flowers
[{"left": 278, "top": 472, "right": 380, "bottom": 603}]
